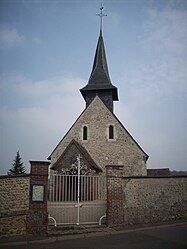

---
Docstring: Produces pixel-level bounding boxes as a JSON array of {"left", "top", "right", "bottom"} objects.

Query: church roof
[{"left": 80, "top": 31, "right": 118, "bottom": 101}]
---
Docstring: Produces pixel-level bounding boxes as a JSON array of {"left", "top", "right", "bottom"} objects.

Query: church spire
[
  {"left": 80, "top": 6, "right": 118, "bottom": 112},
  {"left": 88, "top": 30, "right": 112, "bottom": 87}
]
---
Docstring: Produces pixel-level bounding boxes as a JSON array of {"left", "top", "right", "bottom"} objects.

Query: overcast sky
[{"left": 0, "top": 0, "right": 187, "bottom": 175}]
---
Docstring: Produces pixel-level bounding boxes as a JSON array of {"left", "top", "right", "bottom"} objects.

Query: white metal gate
[{"left": 48, "top": 156, "right": 106, "bottom": 226}]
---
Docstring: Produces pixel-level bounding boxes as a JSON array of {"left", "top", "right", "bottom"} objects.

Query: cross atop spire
[{"left": 96, "top": 5, "right": 107, "bottom": 32}]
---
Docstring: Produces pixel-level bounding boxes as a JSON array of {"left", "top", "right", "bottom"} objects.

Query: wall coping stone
[
  {"left": 0, "top": 174, "right": 30, "bottom": 179},
  {"left": 123, "top": 175, "right": 187, "bottom": 179},
  {"left": 29, "top": 160, "right": 50, "bottom": 165}
]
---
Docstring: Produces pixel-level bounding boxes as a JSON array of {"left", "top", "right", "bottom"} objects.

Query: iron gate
[{"left": 48, "top": 173, "right": 106, "bottom": 226}]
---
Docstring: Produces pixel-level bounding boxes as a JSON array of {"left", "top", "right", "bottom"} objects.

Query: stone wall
[
  {"left": 0, "top": 216, "right": 27, "bottom": 238},
  {"left": 0, "top": 175, "right": 30, "bottom": 238},
  {"left": 0, "top": 161, "right": 50, "bottom": 238},
  {"left": 123, "top": 176, "right": 187, "bottom": 225}
]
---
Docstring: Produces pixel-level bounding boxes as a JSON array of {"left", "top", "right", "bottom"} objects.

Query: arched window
[
  {"left": 109, "top": 125, "right": 114, "bottom": 139},
  {"left": 83, "top": 126, "right": 88, "bottom": 140}
]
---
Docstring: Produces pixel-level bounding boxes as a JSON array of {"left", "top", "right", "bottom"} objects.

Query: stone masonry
[
  {"left": 123, "top": 176, "right": 187, "bottom": 225},
  {"left": 0, "top": 175, "right": 30, "bottom": 238},
  {"left": 0, "top": 161, "right": 50, "bottom": 238},
  {"left": 106, "top": 172, "right": 187, "bottom": 227},
  {"left": 50, "top": 96, "right": 148, "bottom": 177}
]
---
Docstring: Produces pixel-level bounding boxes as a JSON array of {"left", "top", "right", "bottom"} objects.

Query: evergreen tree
[{"left": 8, "top": 151, "right": 26, "bottom": 175}]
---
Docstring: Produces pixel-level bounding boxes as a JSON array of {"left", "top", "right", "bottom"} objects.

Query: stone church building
[
  {"left": 48, "top": 30, "right": 148, "bottom": 178},
  {"left": 1, "top": 12, "right": 186, "bottom": 238},
  {"left": 45, "top": 17, "right": 186, "bottom": 228}
]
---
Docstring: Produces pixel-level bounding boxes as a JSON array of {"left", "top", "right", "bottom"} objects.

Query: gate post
[
  {"left": 27, "top": 161, "right": 50, "bottom": 235},
  {"left": 106, "top": 165, "right": 124, "bottom": 227}
]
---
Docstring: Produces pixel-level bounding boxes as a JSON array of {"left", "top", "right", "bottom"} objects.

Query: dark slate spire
[
  {"left": 80, "top": 30, "right": 119, "bottom": 112},
  {"left": 87, "top": 30, "right": 113, "bottom": 88}
]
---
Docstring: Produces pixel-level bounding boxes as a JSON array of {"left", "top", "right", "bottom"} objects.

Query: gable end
[{"left": 51, "top": 139, "right": 102, "bottom": 173}]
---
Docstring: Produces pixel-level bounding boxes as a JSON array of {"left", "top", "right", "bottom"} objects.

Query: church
[
  {"left": 45, "top": 8, "right": 187, "bottom": 228},
  {"left": 48, "top": 16, "right": 148, "bottom": 179},
  {"left": 47, "top": 13, "right": 150, "bottom": 224},
  {"left": 1, "top": 8, "right": 186, "bottom": 237}
]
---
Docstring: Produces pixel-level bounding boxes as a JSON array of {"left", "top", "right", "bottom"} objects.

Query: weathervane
[{"left": 96, "top": 4, "right": 107, "bottom": 32}]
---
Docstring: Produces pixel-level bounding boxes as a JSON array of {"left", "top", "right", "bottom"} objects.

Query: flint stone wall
[
  {"left": 0, "top": 175, "right": 30, "bottom": 238},
  {"left": 123, "top": 176, "right": 187, "bottom": 225}
]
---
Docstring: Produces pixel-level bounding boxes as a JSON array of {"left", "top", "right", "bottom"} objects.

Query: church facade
[{"left": 48, "top": 30, "right": 148, "bottom": 177}]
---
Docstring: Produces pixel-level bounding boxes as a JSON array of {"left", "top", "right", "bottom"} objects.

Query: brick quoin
[{"left": 106, "top": 165, "right": 124, "bottom": 227}]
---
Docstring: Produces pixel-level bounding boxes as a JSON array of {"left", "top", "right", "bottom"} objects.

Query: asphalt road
[{"left": 1, "top": 223, "right": 187, "bottom": 249}]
